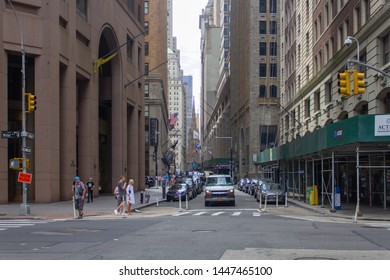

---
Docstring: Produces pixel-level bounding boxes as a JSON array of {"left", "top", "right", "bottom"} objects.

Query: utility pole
[{"left": 7, "top": 0, "right": 30, "bottom": 215}]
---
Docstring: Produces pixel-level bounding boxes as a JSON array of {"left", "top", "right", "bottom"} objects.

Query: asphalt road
[{"left": 1, "top": 190, "right": 390, "bottom": 260}]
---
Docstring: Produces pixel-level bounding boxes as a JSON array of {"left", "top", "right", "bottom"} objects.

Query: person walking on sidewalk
[
  {"left": 126, "top": 179, "right": 136, "bottom": 215},
  {"left": 86, "top": 177, "right": 95, "bottom": 203},
  {"left": 72, "top": 176, "right": 86, "bottom": 219},
  {"left": 114, "top": 176, "right": 126, "bottom": 215}
]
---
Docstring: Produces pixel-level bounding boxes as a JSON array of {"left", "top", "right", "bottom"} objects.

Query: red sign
[{"left": 18, "top": 172, "right": 32, "bottom": 184}]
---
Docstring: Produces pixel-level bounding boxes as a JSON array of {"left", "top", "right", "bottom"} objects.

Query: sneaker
[{"left": 114, "top": 209, "right": 118, "bottom": 215}]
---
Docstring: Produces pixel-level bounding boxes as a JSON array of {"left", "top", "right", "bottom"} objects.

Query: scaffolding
[{"left": 256, "top": 147, "right": 390, "bottom": 210}]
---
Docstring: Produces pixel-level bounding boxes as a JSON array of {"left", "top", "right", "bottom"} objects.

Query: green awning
[{"left": 254, "top": 115, "right": 390, "bottom": 164}]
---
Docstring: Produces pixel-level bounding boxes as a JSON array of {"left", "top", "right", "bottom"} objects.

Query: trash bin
[
  {"left": 334, "top": 186, "right": 341, "bottom": 210},
  {"left": 310, "top": 185, "right": 319, "bottom": 205}
]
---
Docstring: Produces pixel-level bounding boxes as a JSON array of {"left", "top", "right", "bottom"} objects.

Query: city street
[{"left": 1, "top": 190, "right": 390, "bottom": 260}]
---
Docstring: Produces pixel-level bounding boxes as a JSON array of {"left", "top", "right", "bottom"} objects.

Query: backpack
[{"left": 114, "top": 186, "right": 119, "bottom": 197}]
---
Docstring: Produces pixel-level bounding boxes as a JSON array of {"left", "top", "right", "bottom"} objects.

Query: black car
[
  {"left": 166, "top": 183, "right": 192, "bottom": 201},
  {"left": 145, "top": 176, "right": 155, "bottom": 188}
]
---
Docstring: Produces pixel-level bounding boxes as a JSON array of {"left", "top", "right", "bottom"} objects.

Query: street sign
[
  {"left": 21, "top": 146, "right": 32, "bottom": 154},
  {"left": 21, "top": 131, "right": 35, "bottom": 140},
  {"left": 18, "top": 172, "right": 32, "bottom": 184},
  {"left": 1, "top": 131, "right": 20, "bottom": 139},
  {"left": 9, "top": 159, "right": 20, "bottom": 170}
]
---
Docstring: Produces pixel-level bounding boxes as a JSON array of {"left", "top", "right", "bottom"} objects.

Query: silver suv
[{"left": 204, "top": 175, "right": 235, "bottom": 206}]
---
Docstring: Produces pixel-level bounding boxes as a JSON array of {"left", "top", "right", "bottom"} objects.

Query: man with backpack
[{"left": 72, "top": 176, "right": 86, "bottom": 219}]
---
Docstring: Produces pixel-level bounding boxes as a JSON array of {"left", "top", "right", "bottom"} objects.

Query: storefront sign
[{"left": 375, "top": 115, "right": 390, "bottom": 136}]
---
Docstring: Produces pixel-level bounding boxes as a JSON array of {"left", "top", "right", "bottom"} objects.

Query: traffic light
[
  {"left": 26, "top": 93, "right": 37, "bottom": 113},
  {"left": 353, "top": 71, "right": 365, "bottom": 95},
  {"left": 338, "top": 71, "right": 351, "bottom": 97}
]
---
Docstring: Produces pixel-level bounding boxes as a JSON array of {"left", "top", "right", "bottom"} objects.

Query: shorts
[
  {"left": 75, "top": 198, "right": 84, "bottom": 210},
  {"left": 117, "top": 195, "right": 126, "bottom": 206}
]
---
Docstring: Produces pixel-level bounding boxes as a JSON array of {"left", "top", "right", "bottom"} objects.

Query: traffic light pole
[
  {"left": 7, "top": 0, "right": 30, "bottom": 215},
  {"left": 347, "top": 58, "right": 390, "bottom": 79}
]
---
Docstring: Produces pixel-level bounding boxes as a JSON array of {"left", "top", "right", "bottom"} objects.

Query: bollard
[
  {"left": 156, "top": 195, "right": 159, "bottom": 207},
  {"left": 259, "top": 193, "right": 262, "bottom": 210},
  {"left": 179, "top": 193, "right": 182, "bottom": 212},
  {"left": 276, "top": 194, "right": 279, "bottom": 208},
  {"left": 185, "top": 194, "right": 189, "bottom": 210},
  {"left": 145, "top": 191, "right": 150, "bottom": 204},
  {"left": 140, "top": 191, "right": 144, "bottom": 204},
  {"left": 284, "top": 192, "right": 288, "bottom": 208},
  {"left": 264, "top": 194, "right": 268, "bottom": 212}
]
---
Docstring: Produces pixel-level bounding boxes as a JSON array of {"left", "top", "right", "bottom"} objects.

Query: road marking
[
  {"left": 0, "top": 220, "right": 52, "bottom": 232},
  {"left": 253, "top": 212, "right": 261, "bottom": 217},
  {"left": 231, "top": 212, "right": 241, "bottom": 216},
  {"left": 172, "top": 212, "right": 191, "bottom": 216},
  {"left": 211, "top": 212, "right": 225, "bottom": 216},
  {"left": 193, "top": 212, "right": 207, "bottom": 216}
]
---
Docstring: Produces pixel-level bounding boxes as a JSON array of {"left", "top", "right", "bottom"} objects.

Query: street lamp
[{"left": 215, "top": 136, "right": 233, "bottom": 178}]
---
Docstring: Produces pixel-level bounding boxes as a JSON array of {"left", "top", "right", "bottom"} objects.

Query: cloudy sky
[{"left": 173, "top": 0, "right": 209, "bottom": 113}]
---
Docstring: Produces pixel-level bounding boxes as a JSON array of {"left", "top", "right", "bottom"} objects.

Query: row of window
[
  {"left": 259, "top": 0, "right": 277, "bottom": 14},
  {"left": 260, "top": 42, "right": 277, "bottom": 56},
  {"left": 259, "top": 21, "right": 277, "bottom": 35},
  {"left": 259, "top": 63, "right": 277, "bottom": 78},
  {"left": 259, "top": 85, "right": 278, "bottom": 98}
]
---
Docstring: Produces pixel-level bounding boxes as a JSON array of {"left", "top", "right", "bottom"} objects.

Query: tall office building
[
  {"left": 230, "top": 0, "right": 280, "bottom": 178},
  {"left": 255, "top": 0, "right": 390, "bottom": 208},
  {"left": 144, "top": 0, "right": 169, "bottom": 178},
  {"left": 1, "top": 0, "right": 145, "bottom": 203}
]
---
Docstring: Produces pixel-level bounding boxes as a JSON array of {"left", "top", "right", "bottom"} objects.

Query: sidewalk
[
  {"left": 287, "top": 197, "right": 390, "bottom": 222},
  {"left": 0, "top": 186, "right": 166, "bottom": 220}
]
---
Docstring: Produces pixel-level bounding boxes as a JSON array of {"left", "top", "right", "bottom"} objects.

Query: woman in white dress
[{"left": 126, "top": 179, "right": 136, "bottom": 214}]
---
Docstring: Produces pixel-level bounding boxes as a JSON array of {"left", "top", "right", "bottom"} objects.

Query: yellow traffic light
[
  {"left": 338, "top": 71, "right": 351, "bottom": 96},
  {"left": 353, "top": 71, "right": 365, "bottom": 95},
  {"left": 26, "top": 93, "right": 37, "bottom": 113}
]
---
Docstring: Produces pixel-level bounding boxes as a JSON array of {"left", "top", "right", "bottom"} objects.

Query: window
[
  {"left": 270, "top": 42, "right": 277, "bottom": 56},
  {"left": 270, "top": 64, "right": 277, "bottom": 77},
  {"left": 144, "top": 105, "right": 149, "bottom": 117},
  {"left": 144, "top": 1, "right": 149, "bottom": 15},
  {"left": 144, "top": 84, "right": 149, "bottom": 97},
  {"left": 305, "top": 98, "right": 311, "bottom": 118},
  {"left": 259, "top": 21, "right": 266, "bottom": 34},
  {"left": 314, "top": 90, "right": 320, "bottom": 112},
  {"left": 260, "top": 85, "right": 266, "bottom": 98},
  {"left": 138, "top": 46, "right": 142, "bottom": 69},
  {"left": 325, "top": 79, "right": 332, "bottom": 104},
  {"left": 260, "top": 42, "right": 267, "bottom": 56},
  {"left": 270, "top": 21, "right": 277, "bottom": 34},
  {"left": 145, "top": 63, "right": 149, "bottom": 76},
  {"left": 144, "top": 21, "right": 149, "bottom": 35},
  {"left": 259, "top": 0, "right": 266, "bottom": 13},
  {"left": 128, "top": 0, "right": 135, "bottom": 13},
  {"left": 259, "top": 63, "right": 267, "bottom": 77},
  {"left": 259, "top": 125, "right": 277, "bottom": 151},
  {"left": 76, "top": 0, "right": 87, "bottom": 17},
  {"left": 270, "top": 85, "right": 277, "bottom": 97},
  {"left": 127, "top": 35, "right": 134, "bottom": 60},
  {"left": 270, "top": 0, "right": 277, "bottom": 13},
  {"left": 383, "top": 33, "right": 390, "bottom": 65},
  {"left": 144, "top": 42, "right": 149, "bottom": 56}
]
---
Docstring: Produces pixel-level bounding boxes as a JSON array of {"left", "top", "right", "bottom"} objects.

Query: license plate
[{"left": 218, "top": 198, "right": 223, "bottom": 201}]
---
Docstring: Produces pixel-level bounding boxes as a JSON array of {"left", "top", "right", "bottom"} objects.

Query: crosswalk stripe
[
  {"left": 211, "top": 212, "right": 225, "bottom": 216},
  {"left": 172, "top": 212, "right": 190, "bottom": 216},
  {"left": 253, "top": 212, "right": 261, "bottom": 217},
  {"left": 193, "top": 212, "right": 207, "bottom": 216},
  {"left": 231, "top": 212, "right": 241, "bottom": 216},
  {"left": 0, "top": 220, "right": 51, "bottom": 232}
]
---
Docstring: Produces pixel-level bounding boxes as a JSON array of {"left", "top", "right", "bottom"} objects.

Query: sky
[{"left": 173, "top": 0, "right": 209, "bottom": 114}]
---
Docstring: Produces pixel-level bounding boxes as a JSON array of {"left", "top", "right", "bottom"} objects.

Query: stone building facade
[{"left": 0, "top": 0, "right": 145, "bottom": 203}]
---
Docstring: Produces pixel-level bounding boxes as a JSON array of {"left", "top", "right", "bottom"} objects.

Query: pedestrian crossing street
[
  {"left": 0, "top": 219, "right": 53, "bottom": 232},
  {"left": 171, "top": 209, "right": 263, "bottom": 217}
]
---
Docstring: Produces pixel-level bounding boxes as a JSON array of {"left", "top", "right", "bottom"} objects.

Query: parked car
[
  {"left": 256, "top": 182, "right": 286, "bottom": 204},
  {"left": 204, "top": 175, "right": 235, "bottom": 206},
  {"left": 177, "top": 177, "right": 197, "bottom": 198},
  {"left": 145, "top": 176, "right": 155, "bottom": 188},
  {"left": 166, "top": 183, "right": 192, "bottom": 201}
]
